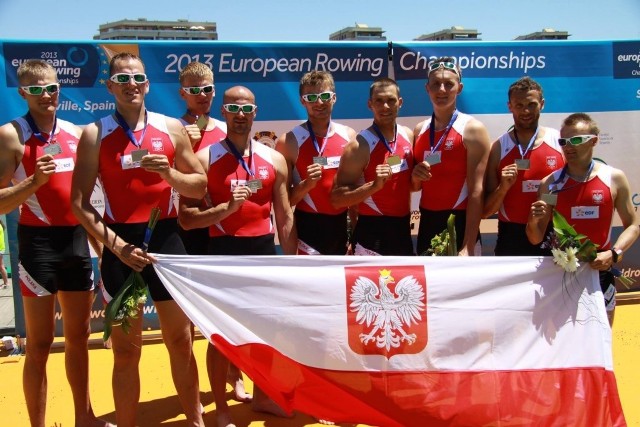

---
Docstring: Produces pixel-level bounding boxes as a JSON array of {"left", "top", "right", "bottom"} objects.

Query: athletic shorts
[
  {"left": 101, "top": 218, "right": 185, "bottom": 302},
  {"left": 294, "top": 210, "right": 348, "bottom": 255},
  {"left": 353, "top": 215, "right": 414, "bottom": 256},
  {"left": 600, "top": 269, "right": 616, "bottom": 312},
  {"left": 208, "top": 234, "right": 276, "bottom": 256},
  {"left": 178, "top": 226, "right": 210, "bottom": 256},
  {"left": 416, "top": 208, "right": 481, "bottom": 256},
  {"left": 495, "top": 221, "right": 551, "bottom": 256},
  {"left": 18, "top": 224, "right": 93, "bottom": 296}
]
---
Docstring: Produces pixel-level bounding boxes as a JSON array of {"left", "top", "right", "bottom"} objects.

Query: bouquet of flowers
[
  {"left": 543, "top": 210, "right": 635, "bottom": 289},
  {"left": 103, "top": 207, "right": 161, "bottom": 341},
  {"left": 424, "top": 214, "right": 457, "bottom": 256},
  {"left": 543, "top": 210, "right": 598, "bottom": 273}
]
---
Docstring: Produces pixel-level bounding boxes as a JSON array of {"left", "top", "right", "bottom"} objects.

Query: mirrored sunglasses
[
  {"left": 109, "top": 73, "right": 148, "bottom": 84},
  {"left": 182, "top": 85, "right": 215, "bottom": 95},
  {"left": 428, "top": 62, "right": 460, "bottom": 77},
  {"left": 301, "top": 91, "right": 334, "bottom": 103},
  {"left": 558, "top": 135, "right": 596, "bottom": 147},
  {"left": 223, "top": 104, "right": 257, "bottom": 114},
  {"left": 21, "top": 83, "right": 60, "bottom": 96}
]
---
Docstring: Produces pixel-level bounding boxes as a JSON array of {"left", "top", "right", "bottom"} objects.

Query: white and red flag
[{"left": 153, "top": 255, "right": 625, "bottom": 427}]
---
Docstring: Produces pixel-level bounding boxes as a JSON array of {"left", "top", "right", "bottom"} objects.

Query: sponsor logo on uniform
[
  {"left": 67, "top": 141, "right": 77, "bottom": 153},
  {"left": 346, "top": 266, "right": 427, "bottom": 359},
  {"left": 151, "top": 138, "right": 164, "bottom": 152},
  {"left": 571, "top": 206, "right": 599, "bottom": 219},
  {"left": 546, "top": 156, "right": 558, "bottom": 169}
]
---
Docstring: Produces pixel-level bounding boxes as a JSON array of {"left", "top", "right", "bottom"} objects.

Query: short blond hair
[
  {"left": 17, "top": 59, "right": 57, "bottom": 85},
  {"left": 179, "top": 61, "right": 214, "bottom": 84}
]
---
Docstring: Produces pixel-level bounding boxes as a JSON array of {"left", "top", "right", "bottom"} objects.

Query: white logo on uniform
[
  {"left": 592, "top": 190, "right": 604, "bottom": 204},
  {"left": 444, "top": 140, "right": 454, "bottom": 150},
  {"left": 258, "top": 166, "right": 269, "bottom": 180},
  {"left": 151, "top": 138, "right": 164, "bottom": 152},
  {"left": 67, "top": 142, "right": 77, "bottom": 153},
  {"left": 546, "top": 156, "right": 557, "bottom": 169}
]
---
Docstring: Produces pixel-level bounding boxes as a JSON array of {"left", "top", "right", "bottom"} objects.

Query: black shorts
[
  {"left": 416, "top": 208, "right": 480, "bottom": 255},
  {"left": 18, "top": 224, "right": 93, "bottom": 296},
  {"left": 599, "top": 269, "right": 616, "bottom": 312},
  {"left": 208, "top": 234, "right": 276, "bottom": 255},
  {"left": 353, "top": 215, "right": 414, "bottom": 256},
  {"left": 495, "top": 221, "right": 551, "bottom": 256},
  {"left": 178, "top": 226, "right": 210, "bottom": 256},
  {"left": 294, "top": 210, "right": 348, "bottom": 255},
  {"left": 101, "top": 218, "right": 185, "bottom": 302}
]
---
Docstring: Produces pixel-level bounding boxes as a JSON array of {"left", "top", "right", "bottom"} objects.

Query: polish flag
[{"left": 153, "top": 255, "right": 625, "bottom": 427}]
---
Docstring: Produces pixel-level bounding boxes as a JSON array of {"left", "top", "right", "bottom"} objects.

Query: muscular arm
[
  {"left": 71, "top": 123, "right": 151, "bottom": 272},
  {"left": 525, "top": 176, "right": 554, "bottom": 245},
  {"left": 0, "top": 122, "right": 55, "bottom": 214},
  {"left": 461, "top": 119, "right": 491, "bottom": 255},
  {"left": 275, "top": 131, "right": 321, "bottom": 207},
  {"left": 410, "top": 120, "right": 429, "bottom": 192},
  {"left": 141, "top": 118, "right": 206, "bottom": 200},
  {"left": 178, "top": 148, "right": 252, "bottom": 230},
  {"left": 610, "top": 170, "right": 640, "bottom": 252},
  {"left": 331, "top": 134, "right": 388, "bottom": 209},
  {"left": 482, "top": 140, "right": 517, "bottom": 218},
  {"left": 271, "top": 150, "right": 298, "bottom": 255}
]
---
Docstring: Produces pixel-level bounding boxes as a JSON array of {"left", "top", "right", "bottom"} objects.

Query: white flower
[
  {"left": 137, "top": 295, "right": 147, "bottom": 305},
  {"left": 551, "top": 248, "right": 568, "bottom": 270},
  {"left": 565, "top": 246, "right": 580, "bottom": 273}
]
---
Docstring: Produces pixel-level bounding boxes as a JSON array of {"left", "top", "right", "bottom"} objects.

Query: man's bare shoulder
[{"left": 0, "top": 121, "right": 22, "bottom": 150}]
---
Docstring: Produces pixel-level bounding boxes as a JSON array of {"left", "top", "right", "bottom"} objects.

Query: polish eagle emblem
[{"left": 349, "top": 269, "right": 425, "bottom": 351}]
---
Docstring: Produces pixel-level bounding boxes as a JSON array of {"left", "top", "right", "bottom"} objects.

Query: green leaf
[
  {"left": 447, "top": 214, "right": 457, "bottom": 256},
  {"left": 103, "top": 273, "right": 136, "bottom": 341}
]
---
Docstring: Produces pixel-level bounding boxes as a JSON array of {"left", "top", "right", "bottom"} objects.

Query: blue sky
[{"left": 0, "top": 0, "right": 638, "bottom": 42}]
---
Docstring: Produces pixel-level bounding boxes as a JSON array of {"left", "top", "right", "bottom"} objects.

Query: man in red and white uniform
[
  {"left": 175, "top": 60, "right": 252, "bottom": 405},
  {"left": 412, "top": 57, "right": 491, "bottom": 256},
  {"left": 180, "top": 86, "right": 296, "bottom": 427},
  {"left": 276, "top": 71, "right": 357, "bottom": 255},
  {"left": 71, "top": 52, "right": 207, "bottom": 427},
  {"left": 484, "top": 77, "right": 564, "bottom": 255},
  {"left": 527, "top": 113, "right": 638, "bottom": 326},
  {"left": 177, "top": 61, "right": 227, "bottom": 255},
  {"left": 332, "top": 78, "right": 414, "bottom": 255},
  {"left": 0, "top": 59, "right": 111, "bottom": 427}
]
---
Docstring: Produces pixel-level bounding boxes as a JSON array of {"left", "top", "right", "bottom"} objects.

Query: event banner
[
  {"left": 1, "top": 39, "right": 639, "bottom": 336},
  {"left": 153, "top": 254, "right": 624, "bottom": 427}
]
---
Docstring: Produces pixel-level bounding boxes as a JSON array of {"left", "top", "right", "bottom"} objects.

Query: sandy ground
[{"left": 0, "top": 302, "right": 638, "bottom": 426}]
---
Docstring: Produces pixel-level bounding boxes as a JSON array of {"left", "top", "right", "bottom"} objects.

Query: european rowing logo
[{"left": 346, "top": 266, "right": 427, "bottom": 358}]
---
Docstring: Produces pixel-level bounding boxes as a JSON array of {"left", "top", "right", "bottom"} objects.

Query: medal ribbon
[
  {"left": 307, "top": 120, "right": 330, "bottom": 156},
  {"left": 225, "top": 138, "right": 255, "bottom": 178},
  {"left": 25, "top": 112, "right": 57, "bottom": 145},
  {"left": 429, "top": 110, "right": 458, "bottom": 154},
  {"left": 549, "top": 160, "right": 595, "bottom": 194},
  {"left": 371, "top": 122, "right": 397, "bottom": 155},
  {"left": 114, "top": 109, "right": 148, "bottom": 148},
  {"left": 512, "top": 126, "right": 539, "bottom": 159}
]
